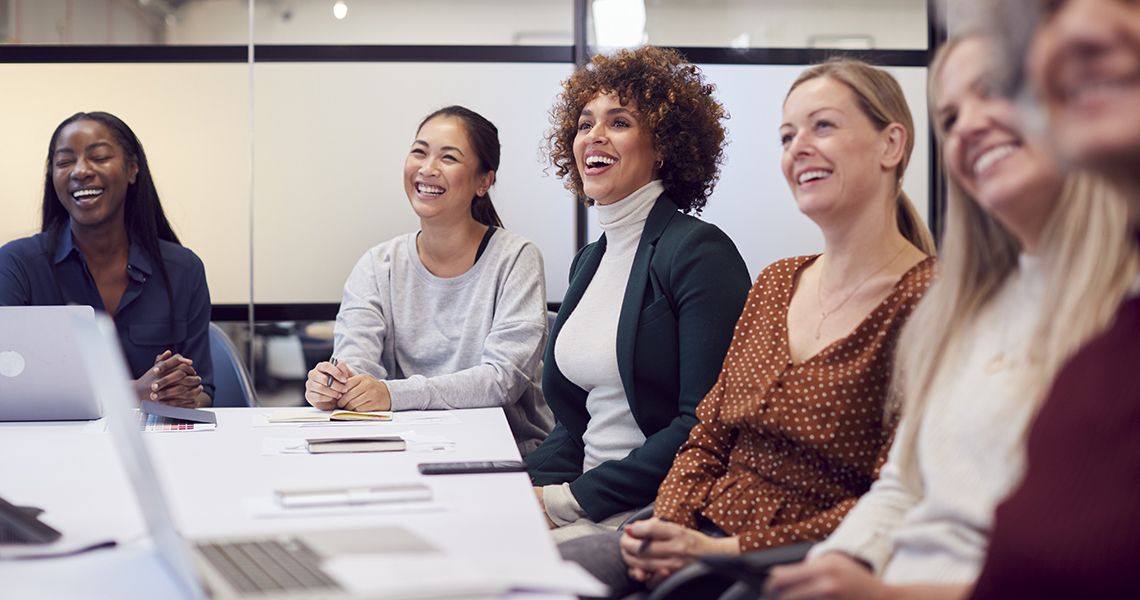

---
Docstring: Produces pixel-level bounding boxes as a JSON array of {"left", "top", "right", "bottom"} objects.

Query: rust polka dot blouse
[{"left": 653, "top": 254, "right": 936, "bottom": 551}]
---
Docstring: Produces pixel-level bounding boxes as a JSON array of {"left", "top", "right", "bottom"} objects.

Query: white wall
[
  {"left": 0, "top": 60, "right": 574, "bottom": 305},
  {"left": 0, "top": 62, "right": 932, "bottom": 305},
  {"left": 0, "top": 1, "right": 933, "bottom": 306}
]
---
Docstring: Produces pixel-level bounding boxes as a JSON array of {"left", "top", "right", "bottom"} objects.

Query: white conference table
[{"left": 0, "top": 407, "right": 592, "bottom": 599}]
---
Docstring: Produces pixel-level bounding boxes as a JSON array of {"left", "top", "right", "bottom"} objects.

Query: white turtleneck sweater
[
  {"left": 543, "top": 180, "right": 664, "bottom": 526},
  {"left": 810, "top": 254, "right": 1046, "bottom": 585}
]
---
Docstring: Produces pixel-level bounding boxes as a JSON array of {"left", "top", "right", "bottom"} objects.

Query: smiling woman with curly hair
[
  {"left": 526, "top": 46, "right": 751, "bottom": 545},
  {"left": 545, "top": 46, "right": 728, "bottom": 214}
]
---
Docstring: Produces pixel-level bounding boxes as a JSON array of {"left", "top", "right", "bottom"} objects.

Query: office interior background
[{"left": 0, "top": 0, "right": 934, "bottom": 404}]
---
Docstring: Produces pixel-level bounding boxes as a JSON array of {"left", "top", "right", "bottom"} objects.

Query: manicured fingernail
[
  {"left": 150, "top": 393, "right": 157, "bottom": 399},
  {"left": 151, "top": 383, "right": 158, "bottom": 391}
]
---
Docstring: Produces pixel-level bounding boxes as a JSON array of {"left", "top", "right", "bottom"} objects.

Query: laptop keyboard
[{"left": 197, "top": 537, "right": 342, "bottom": 595}]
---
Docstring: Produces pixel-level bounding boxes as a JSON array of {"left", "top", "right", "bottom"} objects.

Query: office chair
[
  {"left": 648, "top": 541, "right": 815, "bottom": 600},
  {"left": 208, "top": 323, "right": 256, "bottom": 407}
]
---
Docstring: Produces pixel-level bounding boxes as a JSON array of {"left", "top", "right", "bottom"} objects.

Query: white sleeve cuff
[
  {"left": 543, "top": 483, "right": 587, "bottom": 526},
  {"left": 807, "top": 527, "right": 893, "bottom": 574}
]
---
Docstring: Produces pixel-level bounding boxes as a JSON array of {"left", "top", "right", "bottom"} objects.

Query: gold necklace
[
  {"left": 815, "top": 245, "right": 907, "bottom": 340},
  {"left": 984, "top": 262, "right": 1033, "bottom": 375}
]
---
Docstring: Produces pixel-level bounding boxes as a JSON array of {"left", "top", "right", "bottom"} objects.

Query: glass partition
[
  {"left": 589, "top": 0, "right": 928, "bottom": 50},
  {"left": 1, "top": 0, "right": 935, "bottom": 407},
  {"left": 247, "top": 0, "right": 573, "bottom": 46}
]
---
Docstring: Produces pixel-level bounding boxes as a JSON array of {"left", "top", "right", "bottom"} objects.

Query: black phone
[
  {"left": 0, "top": 496, "right": 62, "bottom": 545},
  {"left": 417, "top": 460, "right": 528, "bottom": 475}
]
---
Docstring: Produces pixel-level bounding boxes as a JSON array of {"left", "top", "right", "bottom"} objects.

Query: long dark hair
[
  {"left": 416, "top": 106, "right": 504, "bottom": 228},
  {"left": 42, "top": 111, "right": 180, "bottom": 319}
]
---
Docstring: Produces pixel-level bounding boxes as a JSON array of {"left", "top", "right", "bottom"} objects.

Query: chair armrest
[
  {"left": 617, "top": 503, "right": 656, "bottom": 530},
  {"left": 646, "top": 560, "right": 734, "bottom": 600},
  {"left": 708, "top": 541, "right": 815, "bottom": 573},
  {"left": 697, "top": 542, "right": 815, "bottom": 597}
]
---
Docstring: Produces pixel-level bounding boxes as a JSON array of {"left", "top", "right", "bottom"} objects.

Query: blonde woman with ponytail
[
  {"left": 560, "top": 58, "right": 936, "bottom": 597},
  {"left": 765, "top": 35, "right": 1138, "bottom": 600}
]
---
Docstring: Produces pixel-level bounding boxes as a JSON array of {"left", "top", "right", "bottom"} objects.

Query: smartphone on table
[{"left": 417, "top": 460, "right": 527, "bottom": 475}]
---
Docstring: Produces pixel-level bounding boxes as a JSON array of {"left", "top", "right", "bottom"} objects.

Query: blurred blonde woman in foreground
[{"left": 766, "top": 33, "right": 1137, "bottom": 600}]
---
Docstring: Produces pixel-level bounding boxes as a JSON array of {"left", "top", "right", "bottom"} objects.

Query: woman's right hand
[
  {"left": 533, "top": 487, "right": 557, "bottom": 529},
  {"left": 304, "top": 360, "right": 350, "bottom": 410}
]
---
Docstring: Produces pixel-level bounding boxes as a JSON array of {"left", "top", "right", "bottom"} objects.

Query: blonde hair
[
  {"left": 788, "top": 59, "right": 936, "bottom": 255},
  {"left": 890, "top": 36, "right": 1139, "bottom": 485}
]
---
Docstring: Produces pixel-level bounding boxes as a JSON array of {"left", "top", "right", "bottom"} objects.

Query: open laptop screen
[
  {"left": 0, "top": 306, "right": 100, "bottom": 421},
  {"left": 72, "top": 313, "right": 207, "bottom": 599}
]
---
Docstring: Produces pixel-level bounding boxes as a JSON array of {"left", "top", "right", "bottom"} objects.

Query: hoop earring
[{"left": 655, "top": 159, "right": 664, "bottom": 169}]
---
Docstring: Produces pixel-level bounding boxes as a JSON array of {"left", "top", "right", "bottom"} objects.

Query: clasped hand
[
  {"left": 619, "top": 517, "right": 740, "bottom": 585},
  {"left": 134, "top": 350, "right": 203, "bottom": 408},
  {"left": 305, "top": 361, "right": 391, "bottom": 412},
  {"left": 765, "top": 553, "right": 888, "bottom": 600}
]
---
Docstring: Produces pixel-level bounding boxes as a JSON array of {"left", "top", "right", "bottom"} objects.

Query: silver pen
[{"left": 326, "top": 357, "right": 338, "bottom": 388}]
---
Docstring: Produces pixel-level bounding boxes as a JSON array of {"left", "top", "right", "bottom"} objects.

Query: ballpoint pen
[
  {"left": 326, "top": 357, "right": 338, "bottom": 388},
  {"left": 638, "top": 516, "right": 669, "bottom": 554}
]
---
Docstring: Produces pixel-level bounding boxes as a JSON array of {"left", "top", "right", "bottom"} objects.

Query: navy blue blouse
[{"left": 0, "top": 228, "right": 214, "bottom": 400}]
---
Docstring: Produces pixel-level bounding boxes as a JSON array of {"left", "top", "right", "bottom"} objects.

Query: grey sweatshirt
[{"left": 332, "top": 228, "right": 554, "bottom": 456}]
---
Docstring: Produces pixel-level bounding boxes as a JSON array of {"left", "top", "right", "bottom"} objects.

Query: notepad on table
[
  {"left": 267, "top": 409, "right": 393, "bottom": 423},
  {"left": 306, "top": 436, "right": 405, "bottom": 453}
]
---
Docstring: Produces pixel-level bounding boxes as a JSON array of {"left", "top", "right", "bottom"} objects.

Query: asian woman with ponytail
[{"left": 304, "top": 105, "right": 553, "bottom": 456}]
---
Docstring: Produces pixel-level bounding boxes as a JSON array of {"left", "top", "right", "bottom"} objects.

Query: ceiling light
[
  {"left": 333, "top": 1, "right": 348, "bottom": 20},
  {"left": 592, "top": 0, "right": 646, "bottom": 48}
]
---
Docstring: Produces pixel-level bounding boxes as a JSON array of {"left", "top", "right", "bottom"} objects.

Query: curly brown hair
[{"left": 545, "top": 46, "right": 728, "bottom": 214}]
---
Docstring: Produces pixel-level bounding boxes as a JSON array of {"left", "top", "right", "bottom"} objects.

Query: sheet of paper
[
  {"left": 253, "top": 411, "right": 461, "bottom": 428},
  {"left": 243, "top": 496, "right": 447, "bottom": 520},
  {"left": 322, "top": 556, "right": 607, "bottom": 599},
  {"left": 392, "top": 413, "right": 462, "bottom": 426}
]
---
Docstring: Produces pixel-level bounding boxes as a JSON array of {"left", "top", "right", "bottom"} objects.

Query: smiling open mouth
[
  {"left": 71, "top": 188, "right": 104, "bottom": 203},
  {"left": 415, "top": 182, "right": 445, "bottom": 197},
  {"left": 1063, "top": 72, "right": 1140, "bottom": 109},
  {"left": 972, "top": 144, "right": 1018, "bottom": 176},
  {"left": 797, "top": 169, "right": 832, "bottom": 185},
  {"left": 583, "top": 152, "right": 618, "bottom": 175}
]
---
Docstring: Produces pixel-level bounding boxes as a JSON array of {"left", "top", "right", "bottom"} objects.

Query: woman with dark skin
[{"left": 0, "top": 112, "right": 213, "bottom": 408}]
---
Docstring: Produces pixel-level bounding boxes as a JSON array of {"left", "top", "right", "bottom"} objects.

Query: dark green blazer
[{"left": 526, "top": 194, "right": 751, "bottom": 521}]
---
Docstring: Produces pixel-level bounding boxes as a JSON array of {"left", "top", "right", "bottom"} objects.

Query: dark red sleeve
[{"left": 971, "top": 296, "right": 1140, "bottom": 600}]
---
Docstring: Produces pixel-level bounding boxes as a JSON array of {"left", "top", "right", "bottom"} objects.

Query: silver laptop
[
  {"left": 72, "top": 314, "right": 440, "bottom": 600},
  {"left": 0, "top": 305, "right": 101, "bottom": 421}
]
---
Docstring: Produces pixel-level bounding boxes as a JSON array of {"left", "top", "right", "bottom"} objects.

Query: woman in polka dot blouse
[{"left": 560, "top": 59, "right": 936, "bottom": 594}]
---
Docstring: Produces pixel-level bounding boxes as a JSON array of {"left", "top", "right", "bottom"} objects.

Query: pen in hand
[
  {"left": 637, "top": 517, "right": 668, "bottom": 555},
  {"left": 326, "top": 357, "right": 338, "bottom": 389}
]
